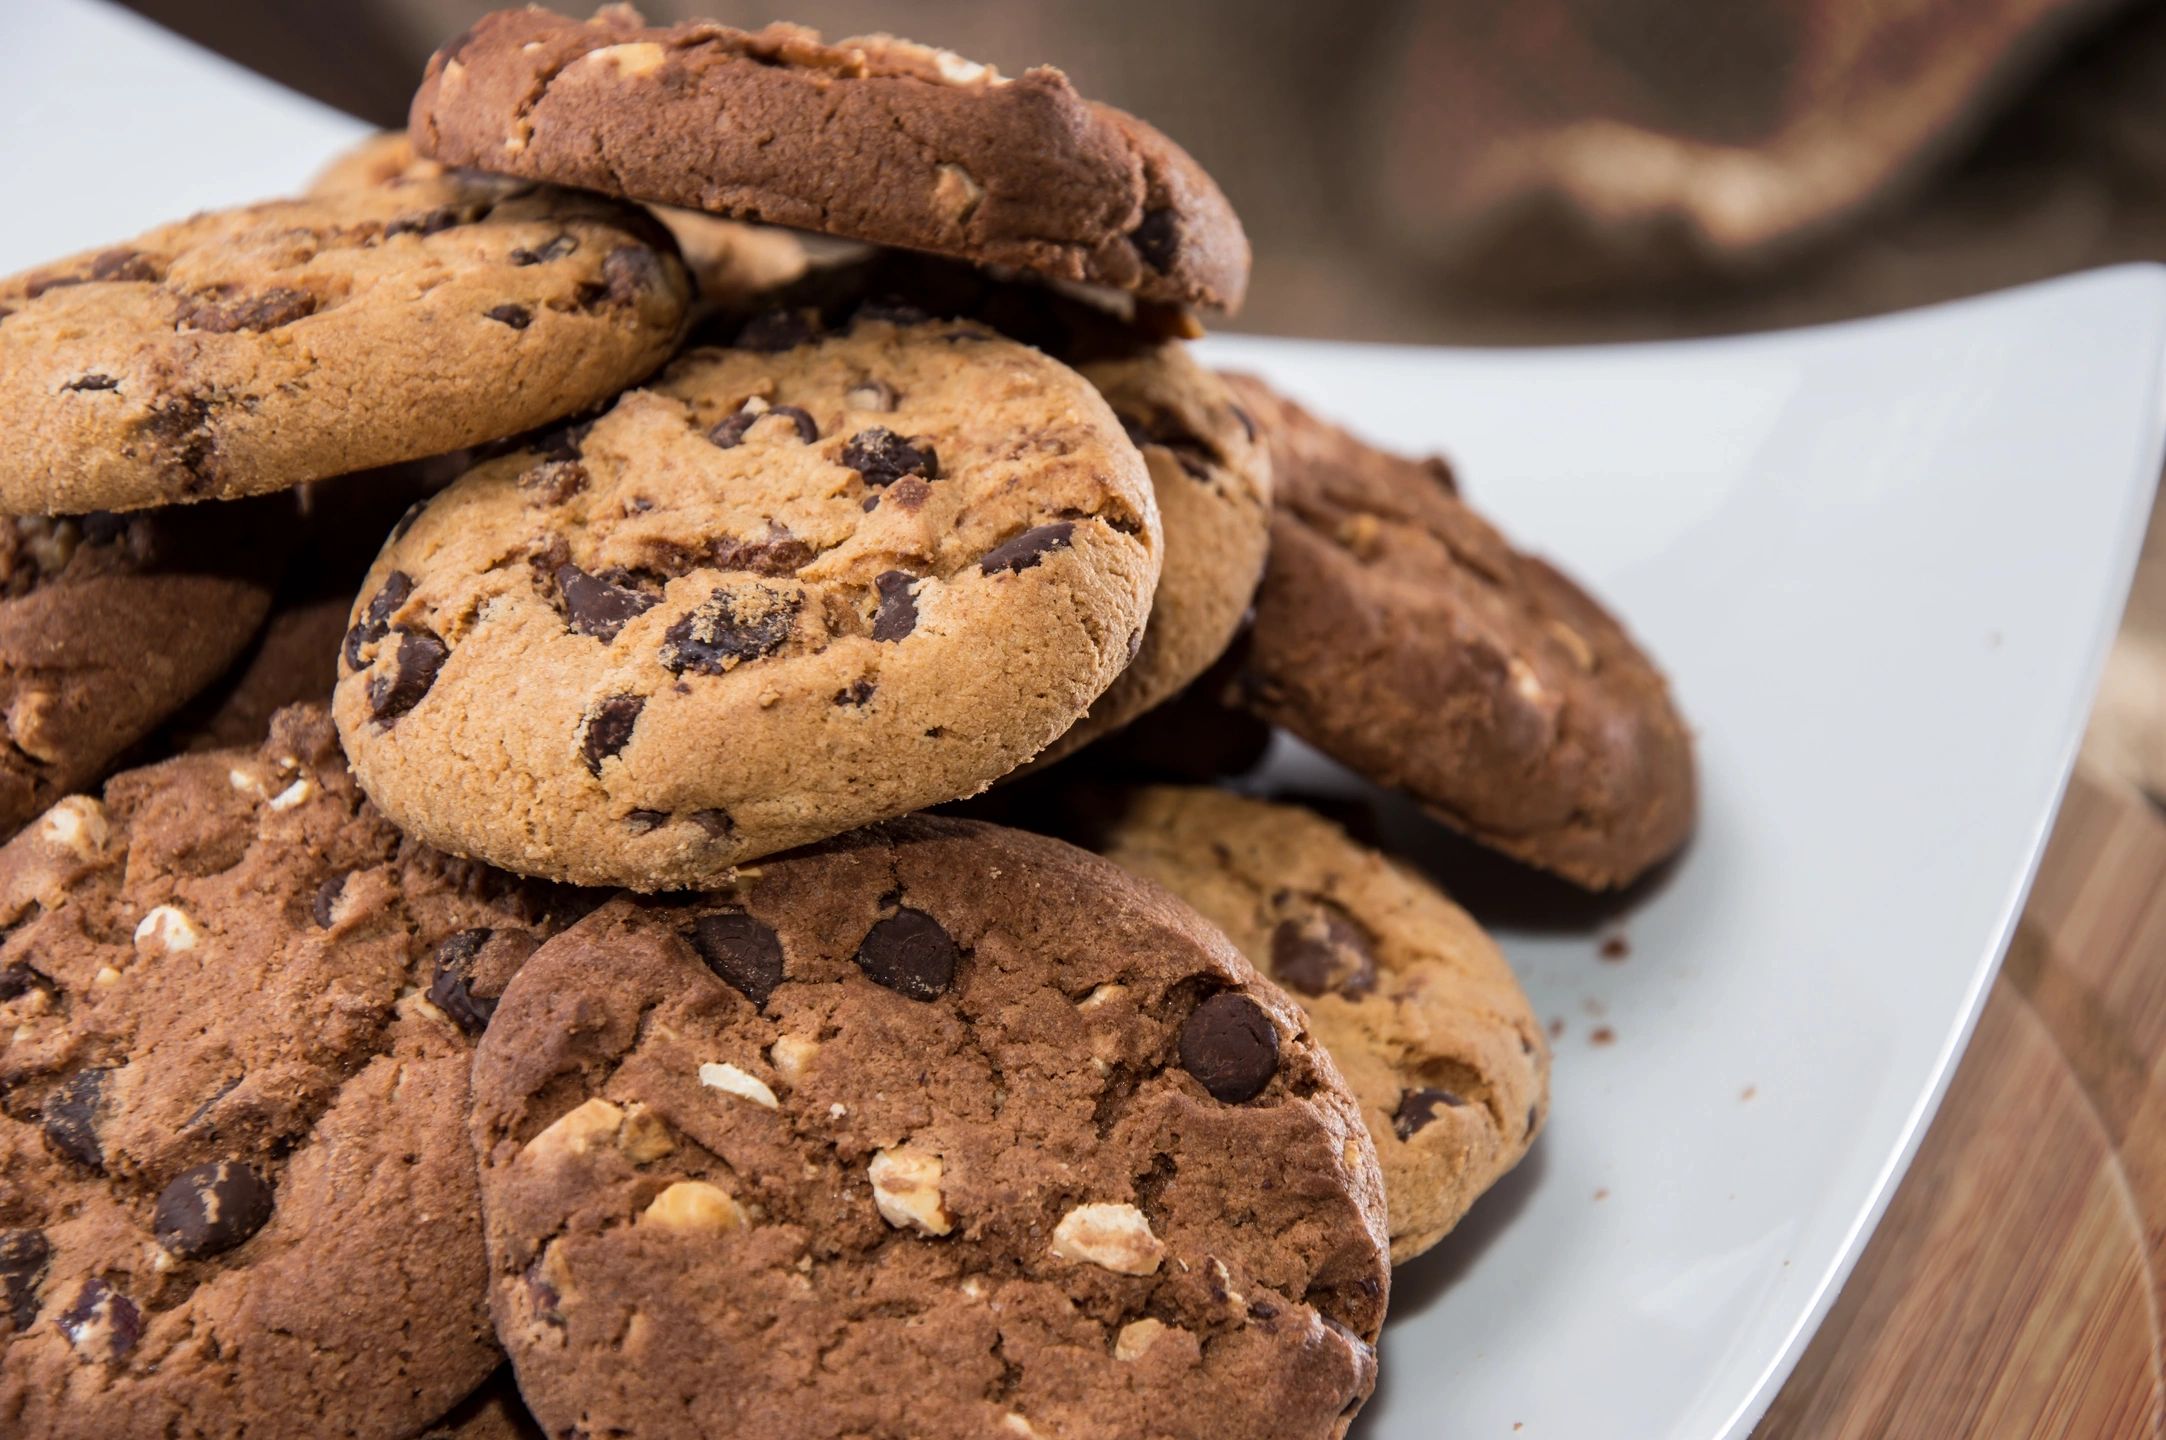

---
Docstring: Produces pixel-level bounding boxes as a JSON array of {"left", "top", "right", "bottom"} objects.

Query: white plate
[{"left": 7, "top": 6, "right": 2164, "bottom": 1435}]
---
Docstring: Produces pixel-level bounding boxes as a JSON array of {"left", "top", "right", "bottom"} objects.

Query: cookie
[
  {"left": 0, "top": 706, "right": 590, "bottom": 1439},
  {"left": 1088, "top": 787, "right": 1548, "bottom": 1261},
  {"left": 333, "top": 314, "right": 1161, "bottom": 890},
  {"left": 312, "top": 130, "right": 809, "bottom": 314},
  {"left": 0, "top": 172, "right": 690, "bottom": 515},
  {"left": 470, "top": 816, "right": 1388, "bottom": 1440},
  {"left": 0, "top": 505, "right": 281, "bottom": 837},
  {"left": 409, "top": 7, "right": 1250, "bottom": 311},
  {"left": 1222, "top": 375, "right": 1696, "bottom": 889}
]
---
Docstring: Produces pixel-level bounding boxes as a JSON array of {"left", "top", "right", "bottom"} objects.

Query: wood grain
[{"left": 1758, "top": 767, "right": 2166, "bottom": 1438}]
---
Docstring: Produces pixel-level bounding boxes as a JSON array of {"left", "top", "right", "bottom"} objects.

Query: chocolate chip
[
  {"left": 519, "top": 459, "right": 588, "bottom": 505},
  {"left": 41, "top": 1068, "right": 108, "bottom": 1170},
  {"left": 368, "top": 630, "right": 449, "bottom": 722},
  {"left": 89, "top": 249, "right": 161, "bottom": 283},
  {"left": 1178, "top": 993, "right": 1278, "bottom": 1103},
  {"left": 1392, "top": 1087, "right": 1465, "bottom": 1141},
  {"left": 845, "top": 378, "right": 898, "bottom": 411},
  {"left": 841, "top": 428, "right": 938, "bottom": 487},
  {"left": 1119, "top": 410, "right": 1215, "bottom": 481},
  {"left": 690, "top": 808, "right": 733, "bottom": 839},
  {"left": 23, "top": 273, "right": 86, "bottom": 299},
  {"left": 581, "top": 693, "right": 644, "bottom": 774},
  {"left": 0, "top": 962, "right": 54, "bottom": 1002},
  {"left": 1132, "top": 208, "right": 1178, "bottom": 272},
  {"left": 624, "top": 809, "right": 668, "bottom": 835},
  {"left": 485, "top": 303, "right": 532, "bottom": 329},
  {"left": 600, "top": 245, "right": 664, "bottom": 306},
  {"left": 385, "top": 204, "right": 473, "bottom": 238},
  {"left": 1228, "top": 404, "right": 1257, "bottom": 443},
  {"left": 660, "top": 587, "right": 801, "bottom": 675},
  {"left": 708, "top": 402, "right": 819, "bottom": 449},
  {"left": 709, "top": 529, "right": 813, "bottom": 577},
  {"left": 510, "top": 234, "right": 578, "bottom": 265},
  {"left": 62, "top": 374, "right": 118, "bottom": 393},
  {"left": 854, "top": 908, "right": 958, "bottom": 1001},
  {"left": 979, "top": 522, "right": 1074, "bottom": 575},
  {"left": 426, "top": 928, "right": 498, "bottom": 1035},
  {"left": 690, "top": 910, "right": 786, "bottom": 1007},
  {"left": 58, "top": 1276, "right": 139, "bottom": 1361},
  {"left": 178, "top": 287, "right": 319, "bottom": 334},
  {"left": 1268, "top": 907, "right": 1377, "bottom": 999},
  {"left": 0, "top": 1229, "right": 48, "bottom": 1330},
  {"left": 556, "top": 564, "right": 657, "bottom": 642},
  {"left": 154, "top": 1160, "right": 275, "bottom": 1259},
  {"left": 344, "top": 571, "right": 415, "bottom": 670},
  {"left": 142, "top": 393, "right": 220, "bottom": 491},
  {"left": 311, "top": 873, "right": 347, "bottom": 928},
  {"left": 734, "top": 308, "right": 819, "bottom": 351},
  {"left": 871, "top": 570, "right": 918, "bottom": 642},
  {"left": 833, "top": 680, "right": 875, "bottom": 706},
  {"left": 525, "top": 1259, "right": 563, "bottom": 1325},
  {"left": 392, "top": 498, "right": 430, "bottom": 538}
]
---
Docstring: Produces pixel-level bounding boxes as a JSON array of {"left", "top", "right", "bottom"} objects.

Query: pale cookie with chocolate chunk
[
  {"left": 0, "top": 706, "right": 592, "bottom": 1440},
  {"left": 0, "top": 171, "right": 689, "bottom": 515},
  {"left": 470, "top": 816, "right": 1387, "bottom": 1440},
  {"left": 333, "top": 313, "right": 1160, "bottom": 890},
  {"left": 410, "top": 6, "right": 1249, "bottom": 310},
  {"left": 1222, "top": 375, "right": 1696, "bottom": 890},
  {"left": 1089, "top": 787, "right": 1548, "bottom": 1262}
]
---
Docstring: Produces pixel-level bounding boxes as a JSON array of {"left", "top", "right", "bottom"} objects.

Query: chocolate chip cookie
[
  {"left": 0, "top": 706, "right": 590, "bottom": 1439},
  {"left": 471, "top": 816, "right": 1387, "bottom": 1440},
  {"left": 333, "top": 314, "right": 1161, "bottom": 890},
  {"left": 0, "top": 172, "right": 690, "bottom": 515},
  {"left": 0, "top": 505, "right": 281, "bottom": 836},
  {"left": 1089, "top": 787, "right": 1548, "bottom": 1261},
  {"left": 409, "top": 7, "right": 1250, "bottom": 311},
  {"left": 1223, "top": 375, "right": 1696, "bottom": 890}
]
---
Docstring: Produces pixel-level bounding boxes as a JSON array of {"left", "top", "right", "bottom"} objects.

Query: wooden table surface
[{"left": 1756, "top": 766, "right": 2166, "bottom": 1437}]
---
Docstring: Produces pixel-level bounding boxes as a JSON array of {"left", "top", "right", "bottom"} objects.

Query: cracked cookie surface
[
  {"left": 0, "top": 505, "right": 282, "bottom": 837},
  {"left": 0, "top": 706, "right": 592, "bottom": 1440},
  {"left": 333, "top": 315, "right": 1159, "bottom": 890},
  {"left": 1223, "top": 375, "right": 1696, "bottom": 890},
  {"left": 471, "top": 816, "right": 1387, "bottom": 1440},
  {"left": 0, "top": 171, "right": 689, "bottom": 515},
  {"left": 1088, "top": 787, "right": 1548, "bottom": 1262},
  {"left": 409, "top": 6, "right": 1249, "bottom": 311}
]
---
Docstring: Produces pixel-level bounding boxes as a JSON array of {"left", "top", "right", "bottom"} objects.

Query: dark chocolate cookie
[
  {"left": 0, "top": 706, "right": 590, "bottom": 1440},
  {"left": 1223, "top": 375, "right": 1696, "bottom": 889},
  {"left": 471, "top": 817, "right": 1388, "bottom": 1440}
]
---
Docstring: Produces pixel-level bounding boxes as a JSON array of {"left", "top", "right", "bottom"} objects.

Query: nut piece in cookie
[
  {"left": 469, "top": 817, "right": 1388, "bottom": 1440},
  {"left": 1222, "top": 373, "right": 1695, "bottom": 889}
]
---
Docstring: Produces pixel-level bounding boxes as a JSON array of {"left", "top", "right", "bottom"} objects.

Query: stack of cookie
[{"left": 0, "top": 9, "right": 1694, "bottom": 1439}]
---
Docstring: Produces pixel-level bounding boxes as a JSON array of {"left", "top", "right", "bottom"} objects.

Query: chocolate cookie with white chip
[
  {"left": 0, "top": 705, "right": 591, "bottom": 1440},
  {"left": 470, "top": 816, "right": 1388, "bottom": 1440}
]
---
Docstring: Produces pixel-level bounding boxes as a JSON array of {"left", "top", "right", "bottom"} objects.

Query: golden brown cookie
[
  {"left": 334, "top": 312, "right": 1161, "bottom": 890},
  {"left": 472, "top": 817, "right": 1387, "bottom": 1440},
  {"left": 0, "top": 172, "right": 690, "bottom": 515},
  {"left": 1090, "top": 787, "right": 1548, "bottom": 1262},
  {"left": 409, "top": 7, "right": 1249, "bottom": 310},
  {"left": 1223, "top": 374, "right": 1696, "bottom": 890}
]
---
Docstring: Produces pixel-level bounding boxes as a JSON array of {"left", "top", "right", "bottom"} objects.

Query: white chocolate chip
[
  {"left": 768, "top": 1034, "right": 819, "bottom": 1083},
  {"left": 935, "top": 50, "right": 993, "bottom": 85},
  {"left": 399, "top": 988, "right": 452, "bottom": 1027},
  {"left": 641, "top": 1180, "right": 747, "bottom": 1234},
  {"left": 1000, "top": 1415, "right": 1038, "bottom": 1438},
  {"left": 227, "top": 768, "right": 262, "bottom": 794},
  {"left": 581, "top": 40, "right": 667, "bottom": 77},
  {"left": 526, "top": 1097, "right": 624, "bottom": 1161},
  {"left": 1507, "top": 657, "right": 1546, "bottom": 705},
  {"left": 1546, "top": 619, "right": 1596, "bottom": 672},
  {"left": 869, "top": 1145, "right": 953, "bottom": 1236},
  {"left": 37, "top": 796, "right": 109, "bottom": 859},
  {"left": 6, "top": 691, "right": 61, "bottom": 763},
  {"left": 1077, "top": 983, "right": 1126, "bottom": 1012},
  {"left": 960, "top": 1276, "right": 986, "bottom": 1299},
  {"left": 932, "top": 163, "right": 985, "bottom": 223},
  {"left": 267, "top": 777, "right": 314, "bottom": 812},
  {"left": 618, "top": 1103, "right": 678, "bottom": 1163},
  {"left": 92, "top": 966, "right": 121, "bottom": 989},
  {"left": 828, "top": 1102, "right": 848, "bottom": 1119},
  {"left": 1051, "top": 1203, "right": 1164, "bottom": 1276},
  {"left": 1114, "top": 1317, "right": 1170, "bottom": 1361},
  {"left": 133, "top": 904, "right": 200, "bottom": 954},
  {"left": 699, "top": 1061, "right": 778, "bottom": 1110}
]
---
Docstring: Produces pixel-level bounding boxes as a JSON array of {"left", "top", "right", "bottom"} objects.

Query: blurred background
[{"left": 121, "top": 0, "right": 2166, "bottom": 792}]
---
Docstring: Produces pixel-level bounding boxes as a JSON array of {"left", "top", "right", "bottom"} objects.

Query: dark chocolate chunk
[
  {"left": 708, "top": 530, "right": 812, "bottom": 577},
  {"left": 1178, "top": 993, "right": 1278, "bottom": 1103},
  {"left": 153, "top": 1160, "right": 276, "bottom": 1259},
  {"left": 708, "top": 402, "right": 819, "bottom": 448},
  {"left": 311, "top": 873, "right": 347, "bottom": 928},
  {"left": 519, "top": 459, "right": 589, "bottom": 505},
  {"left": 392, "top": 497, "right": 430, "bottom": 538},
  {"left": 690, "top": 808, "right": 734, "bottom": 839},
  {"left": 556, "top": 564, "right": 657, "bottom": 641},
  {"left": 581, "top": 693, "right": 645, "bottom": 774},
  {"left": 368, "top": 630, "right": 449, "bottom": 722},
  {"left": 0, "top": 1229, "right": 50, "bottom": 1330},
  {"left": 840, "top": 428, "right": 938, "bottom": 487},
  {"left": 853, "top": 908, "right": 958, "bottom": 1002},
  {"left": 659, "top": 587, "right": 801, "bottom": 674},
  {"left": 734, "top": 308, "right": 819, "bottom": 351},
  {"left": 178, "top": 287, "right": 319, "bottom": 334},
  {"left": 1132, "top": 208, "right": 1179, "bottom": 272},
  {"left": 384, "top": 204, "right": 476, "bottom": 238},
  {"left": 1392, "top": 1087, "right": 1466, "bottom": 1141},
  {"left": 690, "top": 910, "right": 786, "bottom": 1008},
  {"left": 0, "top": 962, "right": 54, "bottom": 1002},
  {"left": 426, "top": 928, "right": 498, "bottom": 1035},
  {"left": 871, "top": 570, "right": 918, "bottom": 642},
  {"left": 343, "top": 570, "right": 415, "bottom": 670},
  {"left": 833, "top": 680, "right": 875, "bottom": 707},
  {"left": 624, "top": 809, "right": 668, "bottom": 835},
  {"left": 41, "top": 1067, "right": 109, "bottom": 1170},
  {"left": 89, "top": 249, "right": 162, "bottom": 283},
  {"left": 1268, "top": 905, "right": 1378, "bottom": 999},
  {"left": 510, "top": 234, "right": 578, "bottom": 266},
  {"left": 57, "top": 1276, "right": 139, "bottom": 1361},
  {"left": 979, "top": 522, "right": 1075, "bottom": 575},
  {"left": 61, "top": 374, "right": 119, "bottom": 393},
  {"left": 484, "top": 303, "right": 532, "bottom": 329},
  {"left": 600, "top": 244, "right": 664, "bottom": 306}
]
